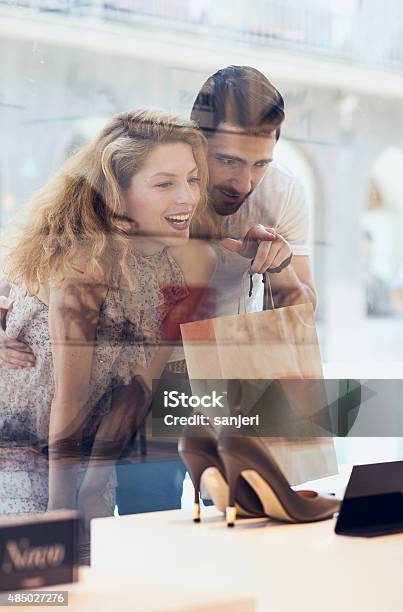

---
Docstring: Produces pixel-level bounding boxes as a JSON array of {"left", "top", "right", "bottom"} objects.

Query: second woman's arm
[{"left": 47, "top": 254, "right": 110, "bottom": 510}]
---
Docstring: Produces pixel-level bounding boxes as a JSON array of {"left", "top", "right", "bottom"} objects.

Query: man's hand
[
  {"left": 0, "top": 297, "right": 36, "bottom": 368},
  {"left": 222, "top": 224, "right": 293, "bottom": 274}
]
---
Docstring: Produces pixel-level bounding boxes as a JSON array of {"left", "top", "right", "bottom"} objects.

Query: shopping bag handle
[
  {"left": 263, "top": 272, "right": 275, "bottom": 311},
  {"left": 263, "top": 274, "right": 316, "bottom": 327},
  {"left": 237, "top": 272, "right": 248, "bottom": 315},
  {"left": 237, "top": 271, "right": 275, "bottom": 314},
  {"left": 238, "top": 271, "right": 315, "bottom": 329}
]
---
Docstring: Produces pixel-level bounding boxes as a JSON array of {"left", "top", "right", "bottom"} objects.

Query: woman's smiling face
[{"left": 124, "top": 142, "right": 201, "bottom": 254}]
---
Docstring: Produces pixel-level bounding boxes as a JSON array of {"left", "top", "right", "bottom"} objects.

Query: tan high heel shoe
[
  {"left": 178, "top": 416, "right": 264, "bottom": 522},
  {"left": 218, "top": 434, "right": 340, "bottom": 527}
]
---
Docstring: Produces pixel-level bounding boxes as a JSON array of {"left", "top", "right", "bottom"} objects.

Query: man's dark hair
[{"left": 190, "top": 65, "right": 285, "bottom": 139}]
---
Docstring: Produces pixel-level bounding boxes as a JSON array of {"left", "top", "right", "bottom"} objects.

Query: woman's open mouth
[{"left": 164, "top": 212, "right": 192, "bottom": 231}]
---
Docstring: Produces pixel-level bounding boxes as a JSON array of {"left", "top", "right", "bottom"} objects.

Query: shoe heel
[
  {"left": 226, "top": 505, "right": 237, "bottom": 528},
  {"left": 180, "top": 451, "right": 209, "bottom": 523},
  {"left": 221, "top": 452, "right": 244, "bottom": 528}
]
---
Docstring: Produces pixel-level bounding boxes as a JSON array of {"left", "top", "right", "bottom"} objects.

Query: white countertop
[
  {"left": 91, "top": 478, "right": 403, "bottom": 612},
  {"left": 1, "top": 566, "right": 252, "bottom": 612}
]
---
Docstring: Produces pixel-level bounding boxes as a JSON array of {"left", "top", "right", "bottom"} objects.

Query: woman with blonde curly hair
[{"left": 0, "top": 109, "right": 216, "bottom": 540}]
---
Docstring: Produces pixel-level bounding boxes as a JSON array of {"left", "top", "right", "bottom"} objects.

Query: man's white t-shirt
[
  {"left": 169, "top": 161, "right": 310, "bottom": 362},
  {"left": 211, "top": 160, "right": 310, "bottom": 316}
]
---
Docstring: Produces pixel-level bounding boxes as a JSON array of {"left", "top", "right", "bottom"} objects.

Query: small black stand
[{"left": 335, "top": 461, "right": 403, "bottom": 537}]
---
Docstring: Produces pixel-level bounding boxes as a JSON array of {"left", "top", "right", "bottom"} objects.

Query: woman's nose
[{"left": 175, "top": 181, "right": 198, "bottom": 205}]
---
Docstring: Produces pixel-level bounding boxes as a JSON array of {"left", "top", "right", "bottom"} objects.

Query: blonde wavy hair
[{"left": 3, "top": 109, "right": 216, "bottom": 295}]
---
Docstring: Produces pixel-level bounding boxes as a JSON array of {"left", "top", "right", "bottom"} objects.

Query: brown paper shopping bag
[{"left": 180, "top": 273, "right": 337, "bottom": 485}]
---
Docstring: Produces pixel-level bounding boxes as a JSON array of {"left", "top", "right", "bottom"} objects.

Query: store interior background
[{"left": 1, "top": 0, "right": 403, "bottom": 484}]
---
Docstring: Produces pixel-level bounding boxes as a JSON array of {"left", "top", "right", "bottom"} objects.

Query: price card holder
[
  {"left": 335, "top": 461, "right": 403, "bottom": 537},
  {"left": 0, "top": 511, "right": 80, "bottom": 591}
]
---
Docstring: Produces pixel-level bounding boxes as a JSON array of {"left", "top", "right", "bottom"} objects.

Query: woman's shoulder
[
  {"left": 53, "top": 238, "right": 114, "bottom": 286},
  {"left": 169, "top": 239, "right": 217, "bottom": 286},
  {"left": 44, "top": 241, "right": 114, "bottom": 315}
]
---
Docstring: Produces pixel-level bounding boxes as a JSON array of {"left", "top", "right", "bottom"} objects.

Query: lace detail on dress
[{"left": 0, "top": 245, "right": 189, "bottom": 514}]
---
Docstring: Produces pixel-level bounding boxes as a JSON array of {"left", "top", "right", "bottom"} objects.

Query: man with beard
[{"left": 189, "top": 65, "right": 315, "bottom": 320}]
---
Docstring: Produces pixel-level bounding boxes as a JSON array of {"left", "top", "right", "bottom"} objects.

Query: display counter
[{"left": 90, "top": 469, "right": 403, "bottom": 612}]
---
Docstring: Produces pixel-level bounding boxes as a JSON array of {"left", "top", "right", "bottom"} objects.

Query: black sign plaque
[{"left": 0, "top": 511, "right": 80, "bottom": 591}]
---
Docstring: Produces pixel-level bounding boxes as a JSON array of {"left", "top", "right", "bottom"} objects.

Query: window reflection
[{"left": 1, "top": 1, "right": 403, "bottom": 564}]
